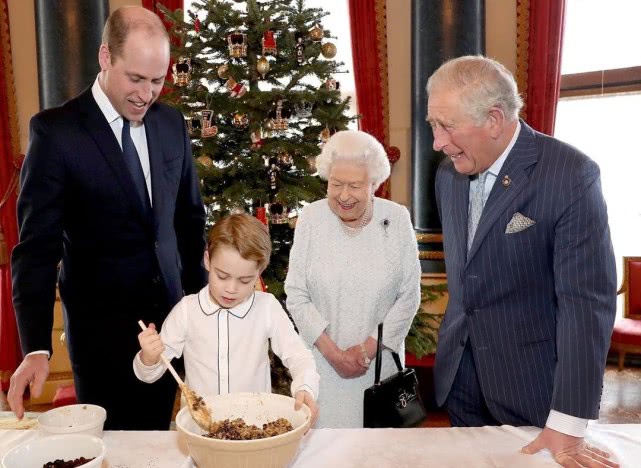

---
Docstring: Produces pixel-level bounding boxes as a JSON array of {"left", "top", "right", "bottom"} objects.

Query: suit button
[
  {"left": 153, "top": 275, "right": 161, "bottom": 284},
  {"left": 465, "top": 308, "right": 474, "bottom": 316},
  {"left": 459, "top": 339, "right": 466, "bottom": 347},
  {"left": 154, "top": 241, "right": 159, "bottom": 249}
]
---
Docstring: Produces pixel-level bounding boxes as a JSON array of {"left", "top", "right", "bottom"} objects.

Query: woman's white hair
[
  {"left": 316, "top": 130, "right": 391, "bottom": 189},
  {"left": 426, "top": 55, "right": 523, "bottom": 125}
]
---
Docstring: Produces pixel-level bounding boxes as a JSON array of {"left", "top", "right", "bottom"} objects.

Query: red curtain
[
  {"left": 516, "top": 0, "right": 566, "bottom": 135},
  {"left": 348, "top": 0, "right": 399, "bottom": 199},
  {"left": 0, "top": 0, "right": 23, "bottom": 391}
]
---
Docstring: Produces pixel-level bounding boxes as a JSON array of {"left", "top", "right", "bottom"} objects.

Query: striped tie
[{"left": 468, "top": 171, "right": 489, "bottom": 251}]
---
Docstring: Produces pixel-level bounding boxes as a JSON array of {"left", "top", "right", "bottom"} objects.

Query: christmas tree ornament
[
  {"left": 232, "top": 113, "right": 249, "bottom": 128},
  {"left": 227, "top": 30, "right": 247, "bottom": 58},
  {"left": 172, "top": 57, "right": 192, "bottom": 87},
  {"left": 309, "top": 23, "right": 324, "bottom": 42},
  {"left": 294, "top": 32, "right": 305, "bottom": 66},
  {"left": 225, "top": 77, "right": 247, "bottom": 98},
  {"left": 294, "top": 100, "right": 313, "bottom": 119},
  {"left": 288, "top": 214, "right": 298, "bottom": 229},
  {"left": 217, "top": 63, "right": 231, "bottom": 80},
  {"left": 194, "top": 18, "right": 201, "bottom": 33},
  {"left": 269, "top": 202, "right": 288, "bottom": 224},
  {"left": 200, "top": 110, "right": 218, "bottom": 138},
  {"left": 268, "top": 163, "right": 280, "bottom": 193},
  {"left": 307, "top": 155, "right": 317, "bottom": 172},
  {"left": 321, "top": 42, "right": 337, "bottom": 59},
  {"left": 324, "top": 78, "right": 340, "bottom": 91},
  {"left": 196, "top": 154, "right": 213, "bottom": 167},
  {"left": 251, "top": 129, "right": 265, "bottom": 150},
  {"left": 187, "top": 115, "right": 201, "bottom": 135},
  {"left": 277, "top": 152, "right": 293, "bottom": 170},
  {"left": 320, "top": 127, "right": 331, "bottom": 143},
  {"left": 262, "top": 30, "right": 277, "bottom": 56},
  {"left": 268, "top": 100, "right": 290, "bottom": 131},
  {"left": 324, "top": 78, "right": 340, "bottom": 103},
  {"left": 256, "top": 56, "right": 270, "bottom": 79},
  {"left": 255, "top": 206, "right": 268, "bottom": 226}
]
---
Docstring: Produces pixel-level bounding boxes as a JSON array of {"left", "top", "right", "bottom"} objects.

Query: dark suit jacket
[
  {"left": 12, "top": 87, "right": 207, "bottom": 367},
  {"left": 434, "top": 121, "right": 617, "bottom": 426}
]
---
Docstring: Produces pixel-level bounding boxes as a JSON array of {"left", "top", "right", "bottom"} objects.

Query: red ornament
[
  {"left": 262, "top": 30, "right": 277, "bottom": 56},
  {"left": 255, "top": 207, "right": 268, "bottom": 225},
  {"left": 385, "top": 145, "right": 401, "bottom": 164},
  {"left": 194, "top": 18, "right": 201, "bottom": 33}
]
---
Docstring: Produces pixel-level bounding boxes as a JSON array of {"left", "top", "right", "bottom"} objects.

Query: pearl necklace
[{"left": 339, "top": 199, "right": 373, "bottom": 237}]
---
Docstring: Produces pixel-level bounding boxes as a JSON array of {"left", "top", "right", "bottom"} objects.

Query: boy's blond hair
[{"left": 207, "top": 214, "right": 271, "bottom": 272}]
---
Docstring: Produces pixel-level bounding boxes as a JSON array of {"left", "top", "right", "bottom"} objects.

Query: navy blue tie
[{"left": 121, "top": 118, "right": 149, "bottom": 209}]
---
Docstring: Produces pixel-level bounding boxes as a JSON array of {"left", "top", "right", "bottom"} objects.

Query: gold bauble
[
  {"left": 320, "top": 128, "right": 331, "bottom": 142},
  {"left": 256, "top": 56, "right": 270, "bottom": 79},
  {"left": 321, "top": 42, "right": 337, "bottom": 59},
  {"left": 196, "top": 155, "right": 213, "bottom": 167},
  {"left": 217, "top": 63, "right": 230, "bottom": 80},
  {"left": 309, "top": 24, "right": 324, "bottom": 42}
]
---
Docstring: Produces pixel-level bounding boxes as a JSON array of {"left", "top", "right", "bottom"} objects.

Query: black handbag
[{"left": 363, "top": 323, "right": 427, "bottom": 428}]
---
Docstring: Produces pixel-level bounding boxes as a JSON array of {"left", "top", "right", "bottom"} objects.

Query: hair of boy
[{"left": 207, "top": 214, "right": 272, "bottom": 272}]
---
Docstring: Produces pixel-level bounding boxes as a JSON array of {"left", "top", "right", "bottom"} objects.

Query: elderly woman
[{"left": 285, "top": 130, "right": 421, "bottom": 428}]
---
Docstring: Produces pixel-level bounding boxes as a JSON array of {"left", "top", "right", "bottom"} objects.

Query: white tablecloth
[{"left": 2, "top": 424, "right": 640, "bottom": 467}]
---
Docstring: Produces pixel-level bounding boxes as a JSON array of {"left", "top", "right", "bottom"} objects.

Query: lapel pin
[{"left": 502, "top": 175, "right": 511, "bottom": 188}]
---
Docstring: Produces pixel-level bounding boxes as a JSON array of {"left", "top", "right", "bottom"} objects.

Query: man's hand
[
  {"left": 294, "top": 389, "right": 319, "bottom": 429},
  {"left": 522, "top": 426, "right": 619, "bottom": 467},
  {"left": 137, "top": 322, "right": 165, "bottom": 366},
  {"left": 7, "top": 353, "right": 50, "bottom": 420}
]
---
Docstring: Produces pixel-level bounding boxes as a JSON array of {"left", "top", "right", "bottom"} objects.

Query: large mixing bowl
[{"left": 176, "top": 392, "right": 311, "bottom": 468}]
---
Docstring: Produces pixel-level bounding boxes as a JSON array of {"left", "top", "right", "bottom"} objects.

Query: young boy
[{"left": 134, "top": 214, "right": 319, "bottom": 423}]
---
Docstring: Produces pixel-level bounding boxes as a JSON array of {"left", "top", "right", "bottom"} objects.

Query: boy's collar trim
[{"left": 197, "top": 286, "right": 255, "bottom": 319}]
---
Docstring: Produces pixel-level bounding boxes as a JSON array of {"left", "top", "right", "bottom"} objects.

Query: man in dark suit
[
  {"left": 428, "top": 56, "right": 618, "bottom": 466},
  {"left": 8, "top": 6, "right": 207, "bottom": 430}
]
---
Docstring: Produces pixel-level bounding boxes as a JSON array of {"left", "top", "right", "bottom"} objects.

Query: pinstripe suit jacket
[{"left": 434, "top": 121, "right": 617, "bottom": 426}]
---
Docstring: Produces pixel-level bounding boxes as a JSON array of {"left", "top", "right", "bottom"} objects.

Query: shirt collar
[
  {"left": 487, "top": 120, "right": 521, "bottom": 177},
  {"left": 197, "top": 286, "right": 255, "bottom": 319},
  {"left": 91, "top": 75, "right": 121, "bottom": 125}
]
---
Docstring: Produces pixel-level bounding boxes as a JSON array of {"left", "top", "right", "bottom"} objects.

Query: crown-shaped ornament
[
  {"left": 294, "top": 100, "right": 313, "bottom": 119},
  {"left": 268, "top": 100, "right": 291, "bottom": 131},
  {"left": 172, "top": 57, "right": 192, "bottom": 87},
  {"left": 227, "top": 30, "right": 247, "bottom": 58}
]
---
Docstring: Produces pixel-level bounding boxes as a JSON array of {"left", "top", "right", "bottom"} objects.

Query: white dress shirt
[
  {"left": 91, "top": 77, "right": 152, "bottom": 204},
  {"left": 133, "top": 287, "right": 319, "bottom": 402}
]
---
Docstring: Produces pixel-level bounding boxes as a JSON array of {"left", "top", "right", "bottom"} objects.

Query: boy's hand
[
  {"left": 294, "top": 390, "right": 319, "bottom": 429},
  {"left": 137, "top": 323, "right": 165, "bottom": 366}
]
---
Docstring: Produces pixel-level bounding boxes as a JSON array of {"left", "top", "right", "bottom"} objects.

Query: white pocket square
[{"left": 505, "top": 212, "right": 536, "bottom": 234}]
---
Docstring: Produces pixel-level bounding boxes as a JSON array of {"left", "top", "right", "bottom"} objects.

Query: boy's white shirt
[{"left": 133, "top": 287, "right": 319, "bottom": 401}]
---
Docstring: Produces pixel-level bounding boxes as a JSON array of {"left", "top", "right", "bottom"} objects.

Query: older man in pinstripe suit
[{"left": 427, "top": 56, "right": 618, "bottom": 467}]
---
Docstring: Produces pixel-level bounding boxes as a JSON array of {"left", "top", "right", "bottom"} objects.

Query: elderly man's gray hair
[
  {"left": 316, "top": 130, "right": 391, "bottom": 189},
  {"left": 426, "top": 55, "right": 523, "bottom": 125}
]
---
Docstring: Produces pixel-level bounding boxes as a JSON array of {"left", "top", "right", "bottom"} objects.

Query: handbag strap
[{"left": 374, "top": 323, "right": 404, "bottom": 385}]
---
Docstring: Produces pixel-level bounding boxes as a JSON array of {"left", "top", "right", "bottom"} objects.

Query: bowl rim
[
  {"left": 176, "top": 392, "right": 311, "bottom": 445},
  {"left": 1, "top": 433, "right": 107, "bottom": 466},
  {"left": 37, "top": 403, "right": 107, "bottom": 431}
]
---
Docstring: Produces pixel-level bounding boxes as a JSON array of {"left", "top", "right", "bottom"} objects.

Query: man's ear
[
  {"left": 98, "top": 44, "right": 111, "bottom": 71},
  {"left": 487, "top": 106, "right": 506, "bottom": 139},
  {"left": 203, "top": 250, "right": 210, "bottom": 272}
]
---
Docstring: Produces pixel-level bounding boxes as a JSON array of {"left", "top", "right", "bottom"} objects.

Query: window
[{"left": 555, "top": 0, "right": 641, "bottom": 316}]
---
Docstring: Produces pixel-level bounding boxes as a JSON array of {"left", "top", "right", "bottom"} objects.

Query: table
[{"left": 2, "top": 424, "right": 640, "bottom": 467}]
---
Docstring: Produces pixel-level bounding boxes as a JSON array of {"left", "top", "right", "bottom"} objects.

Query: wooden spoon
[{"left": 137, "top": 320, "right": 216, "bottom": 432}]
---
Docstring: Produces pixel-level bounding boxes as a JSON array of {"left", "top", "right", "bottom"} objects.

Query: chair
[{"left": 611, "top": 256, "right": 641, "bottom": 370}]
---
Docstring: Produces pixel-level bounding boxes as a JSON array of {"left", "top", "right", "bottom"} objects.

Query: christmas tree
[{"left": 159, "top": 0, "right": 355, "bottom": 300}]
